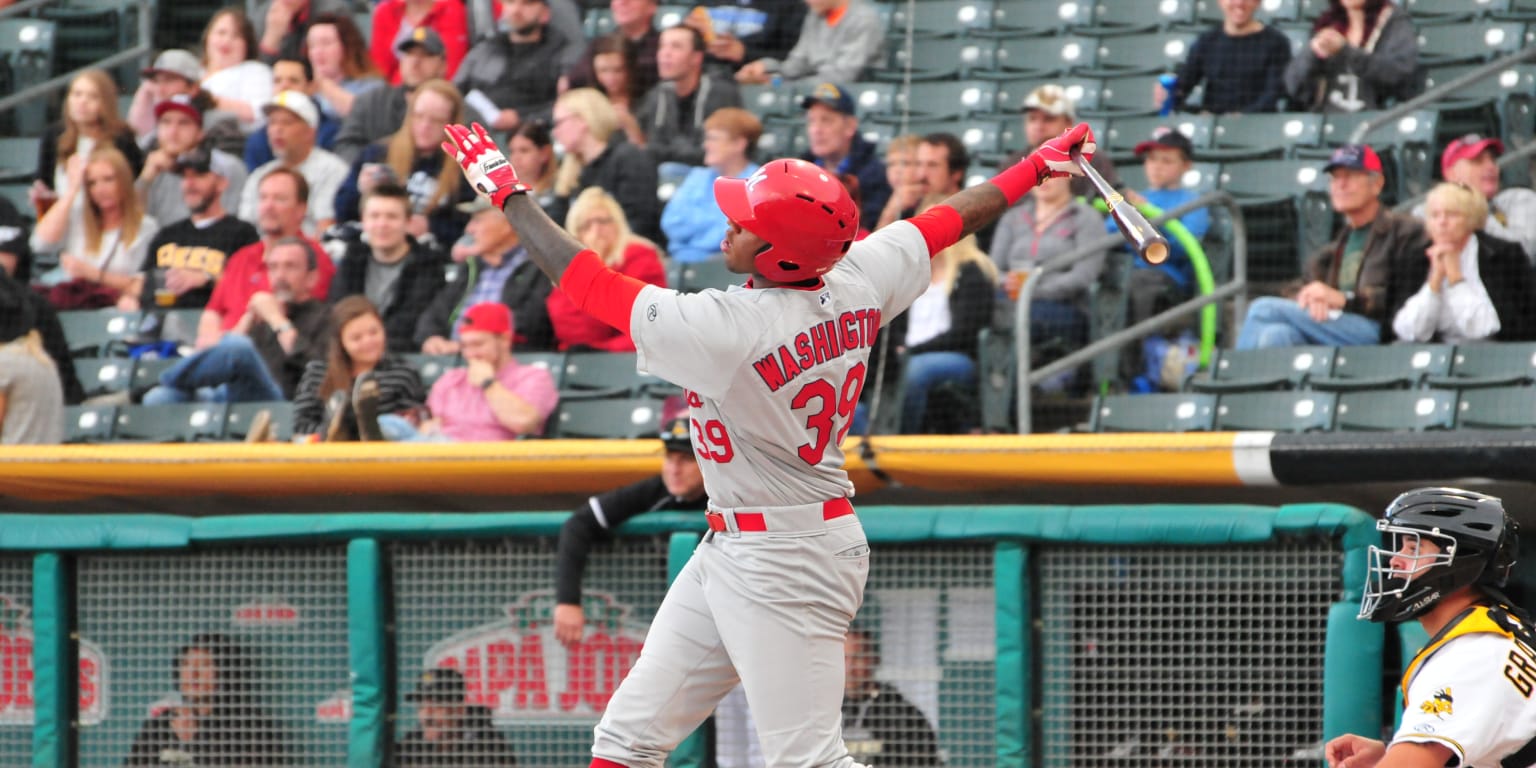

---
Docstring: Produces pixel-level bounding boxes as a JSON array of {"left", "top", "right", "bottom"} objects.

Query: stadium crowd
[{"left": 3, "top": 0, "right": 1536, "bottom": 445}]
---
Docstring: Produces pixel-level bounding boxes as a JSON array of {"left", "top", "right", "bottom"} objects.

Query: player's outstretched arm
[
  {"left": 442, "top": 123, "right": 586, "bottom": 283},
  {"left": 937, "top": 122, "right": 1096, "bottom": 237}
]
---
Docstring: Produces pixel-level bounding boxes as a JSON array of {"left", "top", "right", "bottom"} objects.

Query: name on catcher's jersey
[
  {"left": 1393, "top": 607, "right": 1536, "bottom": 767},
  {"left": 629, "top": 221, "right": 932, "bottom": 508}
]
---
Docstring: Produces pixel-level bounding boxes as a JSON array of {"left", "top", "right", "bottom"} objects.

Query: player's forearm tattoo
[
  {"left": 502, "top": 195, "right": 587, "bottom": 282},
  {"left": 945, "top": 183, "right": 1011, "bottom": 237}
]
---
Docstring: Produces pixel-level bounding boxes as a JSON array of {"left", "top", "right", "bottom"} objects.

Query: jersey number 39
[{"left": 792, "top": 362, "right": 867, "bottom": 465}]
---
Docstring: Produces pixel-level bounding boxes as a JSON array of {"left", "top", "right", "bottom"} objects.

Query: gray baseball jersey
[{"left": 628, "top": 221, "right": 931, "bottom": 508}]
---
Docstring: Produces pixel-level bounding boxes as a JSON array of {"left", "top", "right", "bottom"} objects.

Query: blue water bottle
[{"left": 1158, "top": 73, "right": 1178, "bottom": 116}]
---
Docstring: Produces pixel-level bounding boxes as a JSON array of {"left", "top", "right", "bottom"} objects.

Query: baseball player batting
[{"left": 443, "top": 119, "right": 1095, "bottom": 768}]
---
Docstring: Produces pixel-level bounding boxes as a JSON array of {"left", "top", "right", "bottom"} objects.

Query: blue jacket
[
  {"left": 800, "top": 134, "right": 890, "bottom": 230},
  {"left": 1108, "top": 186, "right": 1209, "bottom": 289},
  {"left": 660, "top": 164, "right": 759, "bottom": 263}
]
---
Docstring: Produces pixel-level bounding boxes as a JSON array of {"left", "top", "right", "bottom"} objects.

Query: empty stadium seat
[
  {"left": 952, "top": 119, "right": 1014, "bottom": 160},
  {"left": 1089, "top": 393, "right": 1216, "bottom": 432},
  {"left": 1081, "top": 0, "right": 1197, "bottom": 34},
  {"left": 225, "top": 401, "right": 294, "bottom": 442},
  {"left": 0, "top": 183, "right": 29, "bottom": 221},
  {"left": 1416, "top": 19, "right": 1526, "bottom": 67},
  {"left": 885, "top": 0, "right": 995, "bottom": 38},
  {"left": 989, "top": 76, "right": 1105, "bottom": 116},
  {"left": 1427, "top": 343, "right": 1536, "bottom": 389},
  {"left": 977, "top": 328, "right": 1016, "bottom": 433},
  {"left": 517, "top": 351, "right": 566, "bottom": 391},
  {"left": 895, "top": 80, "right": 999, "bottom": 121},
  {"left": 1403, "top": 0, "right": 1511, "bottom": 20},
  {"left": 39, "top": 0, "right": 139, "bottom": 83},
  {"left": 1104, "top": 114, "right": 1215, "bottom": 154},
  {"left": 1216, "top": 159, "right": 1331, "bottom": 281},
  {"left": 552, "top": 397, "right": 667, "bottom": 439},
  {"left": 404, "top": 354, "right": 460, "bottom": 389},
  {"left": 561, "top": 351, "right": 643, "bottom": 400},
  {"left": 74, "top": 357, "right": 134, "bottom": 399},
  {"left": 1333, "top": 389, "right": 1458, "bottom": 432},
  {"left": 1455, "top": 385, "right": 1536, "bottom": 429},
  {"left": 1423, "top": 64, "right": 1536, "bottom": 148},
  {"left": 0, "top": 137, "right": 38, "bottom": 185},
  {"left": 1090, "top": 73, "right": 1164, "bottom": 117},
  {"left": 1310, "top": 344, "right": 1454, "bottom": 391},
  {"left": 1205, "top": 113, "right": 1323, "bottom": 161},
  {"left": 739, "top": 83, "right": 800, "bottom": 118},
  {"left": 1195, "top": 0, "right": 1304, "bottom": 24},
  {"left": 1079, "top": 32, "right": 1200, "bottom": 78},
  {"left": 63, "top": 404, "right": 117, "bottom": 443},
  {"left": 677, "top": 259, "right": 740, "bottom": 293},
  {"left": 115, "top": 402, "right": 228, "bottom": 442},
  {"left": 1186, "top": 346, "right": 1335, "bottom": 393},
  {"left": 0, "top": 18, "right": 55, "bottom": 135},
  {"left": 883, "top": 36, "right": 997, "bottom": 81},
  {"left": 58, "top": 309, "right": 142, "bottom": 358},
  {"left": 130, "top": 355, "right": 177, "bottom": 393},
  {"left": 988, "top": 0, "right": 1095, "bottom": 36},
  {"left": 983, "top": 35, "right": 1097, "bottom": 78},
  {"left": 1215, "top": 390, "right": 1338, "bottom": 432},
  {"left": 655, "top": 4, "right": 690, "bottom": 27},
  {"left": 843, "top": 81, "right": 899, "bottom": 117}
]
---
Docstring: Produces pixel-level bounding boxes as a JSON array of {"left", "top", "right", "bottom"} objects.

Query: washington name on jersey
[{"left": 752, "top": 308, "right": 883, "bottom": 393}]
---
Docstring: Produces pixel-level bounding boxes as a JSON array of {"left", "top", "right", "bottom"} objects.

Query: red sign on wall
[{"left": 0, "top": 594, "right": 108, "bottom": 726}]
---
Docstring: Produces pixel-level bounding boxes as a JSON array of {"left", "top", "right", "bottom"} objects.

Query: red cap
[
  {"left": 460, "top": 302, "right": 513, "bottom": 336},
  {"left": 1440, "top": 134, "right": 1504, "bottom": 177}
]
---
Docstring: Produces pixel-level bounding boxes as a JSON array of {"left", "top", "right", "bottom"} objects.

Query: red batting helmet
[{"left": 714, "top": 159, "right": 859, "bottom": 283}]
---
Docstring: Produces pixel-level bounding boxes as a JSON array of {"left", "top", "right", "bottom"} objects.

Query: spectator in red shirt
[
  {"left": 198, "top": 168, "right": 334, "bottom": 347},
  {"left": 371, "top": 0, "right": 472, "bottom": 85},
  {"left": 380, "top": 302, "right": 559, "bottom": 441},
  {"left": 548, "top": 187, "right": 666, "bottom": 351}
]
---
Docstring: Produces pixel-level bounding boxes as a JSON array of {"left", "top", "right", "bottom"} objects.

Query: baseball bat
[{"left": 1070, "top": 148, "right": 1170, "bottom": 265}]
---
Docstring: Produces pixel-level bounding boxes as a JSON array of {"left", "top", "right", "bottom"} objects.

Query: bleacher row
[{"left": 1089, "top": 342, "right": 1536, "bottom": 433}]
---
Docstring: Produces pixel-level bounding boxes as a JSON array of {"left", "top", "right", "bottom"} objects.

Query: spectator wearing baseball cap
[
  {"left": 382, "top": 301, "right": 560, "bottom": 442},
  {"left": 138, "top": 94, "right": 249, "bottom": 226},
  {"left": 127, "top": 50, "right": 209, "bottom": 143},
  {"left": 1236, "top": 144, "right": 1428, "bottom": 349},
  {"left": 369, "top": 0, "right": 471, "bottom": 85},
  {"left": 552, "top": 404, "right": 706, "bottom": 647},
  {"left": 396, "top": 666, "right": 519, "bottom": 767},
  {"left": 797, "top": 82, "right": 891, "bottom": 229},
  {"left": 1409, "top": 135, "right": 1536, "bottom": 265},
  {"left": 238, "top": 89, "right": 349, "bottom": 237},
  {"left": 243, "top": 57, "right": 345, "bottom": 173},
  {"left": 1021, "top": 84, "right": 1122, "bottom": 200},
  {"left": 734, "top": 0, "right": 884, "bottom": 86},
  {"left": 1393, "top": 181, "right": 1536, "bottom": 344},
  {"left": 123, "top": 145, "right": 259, "bottom": 314},
  {"left": 1115, "top": 127, "right": 1211, "bottom": 388},
  {"left": 334, "top": 27, "right": 450, "bottom": 164}
]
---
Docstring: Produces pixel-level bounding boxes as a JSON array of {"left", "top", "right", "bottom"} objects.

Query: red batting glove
[
  {"left": 1029, "top": 122, "right": 1097, "bottom": 182},
  {"left": 441, "top": 122, "right": 530, "bottom": 210}
]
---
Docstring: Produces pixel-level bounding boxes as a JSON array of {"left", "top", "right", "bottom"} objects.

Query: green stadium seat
[
  {"left": 1215, "top": 390, "right": 1338, "bottom": 432},
  {"left": 552, "top": 396, "right": 667, "bottom": 439},
  {"left": 58, "top": 309, "right": 142, "bottom": 358},
  {"left": 517, "top": 351, "right": 567, "bottom": 391},
  {"left": 1078, "top": 32, "right": 1201, "bottom": 78},
  {"left": 1427, "top": 343, "right": 1536, "bottom": 390},
  {"left": 404, "top": 353, "right": 460, "bottom": 390},
  {"left": 988, "top": 0, "right": 1094, "bottom": 36},
  {"left": 1090, "top": 393, "right": 1216, "bottom": 432},
  {"left": 1082, "top": 0, "right": 1197, "bottom": 34},
  {"left": 115, "top": 402, "right": 229, "bottom": 442},
  {"left": 1196, "top": 0, "right": 1305, "bottom": 24},
  {"left": 1216, "top": 159, "right": 1331, "bottom": 281},
  {"left": 657, "top": 163, "right": 689, "bottom": 203},
  {"left": 656, "top": 4, "right": 691, "bottom": 27},
  {"left": 739, "top": 83, "right": 801, "bottom": 118},
  {"left": 0, "top": 138, "right": 38, "bottom": 184},
  {"left": 896, "top": 80, "right": 999, "bottom": 121},
  {"left": 0, "top": 183, "right": 30, "bottom": 222},
  {"left": 977, "top": 328, "right": 1016, "bottom": 433},
  {"left": 0, "top": 18, "right": 55, "bottom": 135},
  {"left": 1403, "top": 0, "right": 1510, "bottom": 20},
  {"left": 225, "top": 401, "right": 295, "bottom": 442},
  {"left": 677, "top": 259, "right": 740, "bottom": 293},
  {"left": 561, "top": 351, "right": 643, "bottom": 400},
  {"left": 1455, "top": 385, "right": 1536, "bottom": 429},
  {"left": 1187, "top": 346, "right": 1336, "bottom": 393},
  {"left": 154, "top": 0, "right": 224, "bottom": 50},
  {"left": 883, "top": 37, "right": 997, "bottom": 81},
  {"left": 1415, "top": 20, "right": 1527, "bottom": 67},
  {"left": 885, "top": 0, "right": 996, "bottom": 38},
  {"left": 1333, "top": 389, "right": 1458, "bottom": 432},
  {"left": 130, "top": 355, "right": 178, "bottom": 392},
  {"left": 63, "top": 404, "right": 117, "bottom": 443},
  {"left": 1311, "top": 344, "right": 1454, "bottom": 392},
  {"left": 952, "top": 119, "right": 1013, "bottom": 159},
  {"left": 74, "top": 357, "right": 135, "bottom": 399},
  {"left": 39, "top": 0, "right": 140, "bottom": 82},
  {"left": 844, "top": 81, "right": 899, "bottom": 117},
  {"left": 1087, "top": 250, "right": 1132, "bottom": 387},
  {"left": 1104, "top": 114, "right": 1215, "bottom": 154},
  {"left": 754, "top": 118, "right": 801, "bottom": 160},
  {"left": 1089, "top": 73, "right": 1164, "bottom": 117},
  {"left": 583, "top": 7, "right": 615, "bottom": 37},
  {"left": 1422, "top": 65, "right": 1536, "bottom": 149},
  {"left": 987, "top": 76, "right": 1105, "bottom": 117},
  {"left": 982, "top": 35, "right": 1098, "bottom": 78},
  {"left": 1205, "top": 113, "right": 1323, "bottom": 161}
]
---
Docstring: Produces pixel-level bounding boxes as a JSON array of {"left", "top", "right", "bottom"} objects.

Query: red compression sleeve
[
  {"left": 990, "top": 155, "right": 1046, "bottom": 206},
  {"left": 907, "top": 204, "right": 964, "bottom": 258},
  {"left": 559, "top": 249, "right": 646, "bottom": 336}
]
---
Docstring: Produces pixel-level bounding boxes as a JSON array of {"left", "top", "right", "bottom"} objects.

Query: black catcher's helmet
[{"left": 1360, "top": 487, "right": 1519, "bottom": 623}]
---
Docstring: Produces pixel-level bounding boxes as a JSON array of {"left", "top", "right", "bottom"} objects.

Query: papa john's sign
[
  {"left": 421, "top": 589, "right": 649, "bottom": 722},
  {"left": 0, "top": 594, "right": 108, "bottom": 726}
]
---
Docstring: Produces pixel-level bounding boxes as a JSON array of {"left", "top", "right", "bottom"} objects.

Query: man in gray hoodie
[{"left": 734, "top": 0, "right": 884, "bottom": 85}]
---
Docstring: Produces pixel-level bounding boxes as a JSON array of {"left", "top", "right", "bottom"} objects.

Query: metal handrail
[
  {"left": 1348, "top": 46, "right": 1536, "bottom": 145},
  {"left": 1013, "top": 191, "right": 1248, "bottom": 433},
  {"left": 0, "top": 0, "right": 154, "bottom": 118}
]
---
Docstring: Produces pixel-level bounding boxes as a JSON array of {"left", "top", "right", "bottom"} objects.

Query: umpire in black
[{"left": 554, "top": 412, "right": 707, "bottom": 646}]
